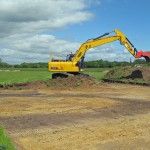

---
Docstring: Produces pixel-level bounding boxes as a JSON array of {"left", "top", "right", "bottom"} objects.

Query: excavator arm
[{"left": 73, "top": 29, "right": 150, "bottom": 63}]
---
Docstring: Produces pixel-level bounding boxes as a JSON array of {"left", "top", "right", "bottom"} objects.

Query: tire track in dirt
[
  {"left": 0, "top": 84, "right": 150, "bottom": 150},
  {"left": 0, "top": 95, "right": 150, "bottom": 132}
]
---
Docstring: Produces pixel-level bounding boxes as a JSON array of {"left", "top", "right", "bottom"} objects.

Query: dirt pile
[
  {"left": 136, "top": 67, "right": 150, "bottom": 81},
  {"left": 104, "top": 66, "right": 150, "bottom": 84},
  {"left": 105, "top": 66, "right": 132, "bottom": 79},
  {"left": 1, "top": 76, "right": 100, "bottom": 90},
  {"left": 46, "top": 75, "right": 100, "bottom": 89}
]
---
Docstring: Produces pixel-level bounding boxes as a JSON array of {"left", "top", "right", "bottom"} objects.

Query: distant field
[
  {"left": 0, "top": 70, "right": 51, "bottom": 85},
  {"left": 0, "top": 68, "right": 110, "bottom": 85},
  {"left": 85, "top": 68, "right": 110, "bottom": 80}
]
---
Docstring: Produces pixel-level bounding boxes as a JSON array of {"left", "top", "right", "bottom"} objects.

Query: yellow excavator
[{"left": 48, "top": 29, "right": 150, "bottom": 79}]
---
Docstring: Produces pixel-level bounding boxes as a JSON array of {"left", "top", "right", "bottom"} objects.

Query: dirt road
[{"left": 0, "top": 83, "right": 150, "bottom": 150}]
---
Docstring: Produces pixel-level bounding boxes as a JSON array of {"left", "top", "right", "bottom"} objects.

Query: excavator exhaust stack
[{"left": 136, "top": 51, "right": 150, "bottom": 62}]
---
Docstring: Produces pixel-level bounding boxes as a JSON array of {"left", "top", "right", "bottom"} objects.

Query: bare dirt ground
[{"left": 0, "top": 83, "right": 150, "bottom": 150}]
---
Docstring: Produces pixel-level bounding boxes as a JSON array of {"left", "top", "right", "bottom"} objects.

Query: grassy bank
[
  {"left": 0, "top": 127, "right": 16, "bottom": 150},
  {"left": 103, "top": 66, "right": 150, "bottom": 84}
]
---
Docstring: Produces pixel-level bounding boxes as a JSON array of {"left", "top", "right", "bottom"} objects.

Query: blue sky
[
  {"left": 0, "top": 0, "right": 150, "bottom": 64},
  {"left": 54, "top": 0, "right": 150, "bottom": 49}
]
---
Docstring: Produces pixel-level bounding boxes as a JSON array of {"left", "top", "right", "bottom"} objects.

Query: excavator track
[
  {"left": 52, "top": 72, "right": 89, "bottom": 79},
  {"left": 52, "top": 73, "right": 68, "bottom": 79}
]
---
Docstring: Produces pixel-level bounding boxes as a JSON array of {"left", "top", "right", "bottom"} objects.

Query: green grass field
[
  {"left": 84, "top": 68, "right": 110, "bottom": 80},
  {"left": 0, "top": 68, "right": 110, "bottom": 85},
  {"left": 0, "top": 70, "right": 51, "bottom": 85},
  {"left": 0, "top": 127, "right": 16, "bottom": 150}
]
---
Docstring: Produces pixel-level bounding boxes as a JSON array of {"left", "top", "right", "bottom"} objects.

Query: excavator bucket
[{"left": 136, "top": 51, "right": 150, "bottom": 62}]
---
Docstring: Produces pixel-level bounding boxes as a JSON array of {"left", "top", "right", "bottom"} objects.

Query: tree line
[
  {"left": 0, "top": 58, "right": 149, "bottom": 68},
  {"left": 84, "top": 59, "right": 149, "bottom": 68}
]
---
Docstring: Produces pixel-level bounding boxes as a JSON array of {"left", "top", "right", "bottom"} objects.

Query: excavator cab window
[{"left": 66, "top": 53, "right": 75, "bottom": 61}]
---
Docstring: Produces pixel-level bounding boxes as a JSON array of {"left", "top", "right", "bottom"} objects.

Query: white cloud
[
  {"left": 0, "top": 32, "right": 134, "bottom": 64},
  {"left": 0, "top": 0, "right": 94, "bottom": 63},
  {"left": 0, "top": 0, "right": 93, "bottom": 37},
  {"left": 0, "top": 33, "right": 80, "bottom": 63},
  {"left": 85, "top": 44, "right": 135, "bottom": 62},
  {"left": 0, "top": 0, "right": 133, "bottom": 64}
]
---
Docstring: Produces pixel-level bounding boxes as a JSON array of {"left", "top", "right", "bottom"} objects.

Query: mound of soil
[
  {"left": 104, "top": 66, "right": 150, "bottom": 83},
  {"left": 1, "top": 76, "right": 100, "bottom": 90},
  {"left": 46, "top": 75, "right": 100, "bottom": 89}
]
